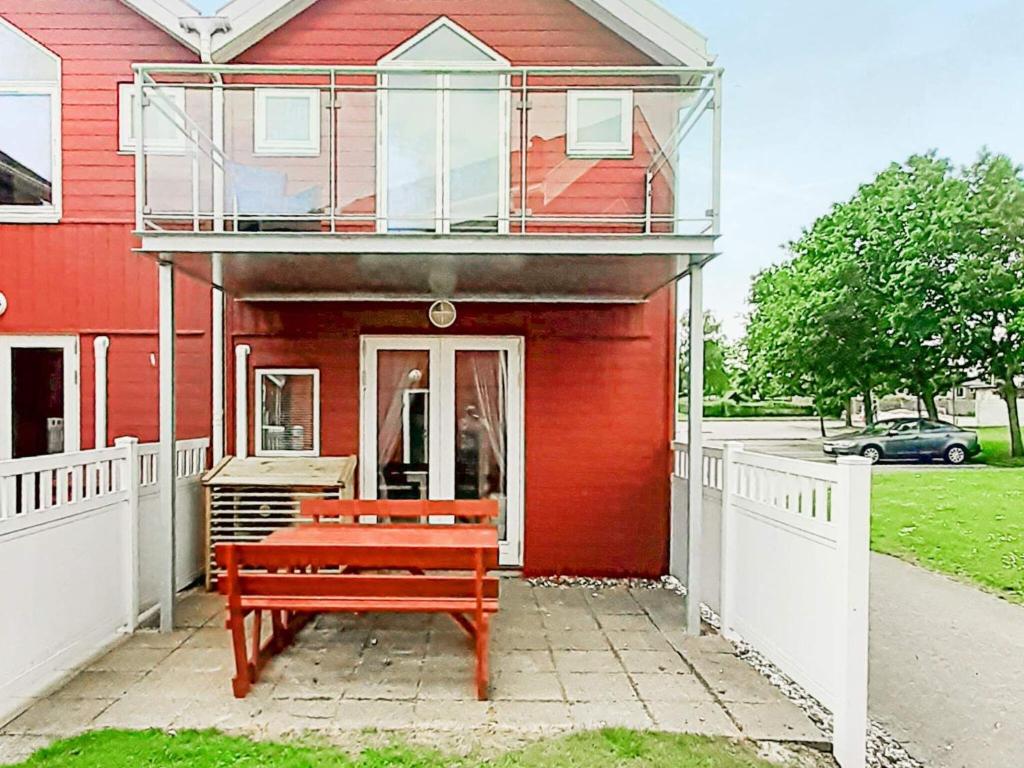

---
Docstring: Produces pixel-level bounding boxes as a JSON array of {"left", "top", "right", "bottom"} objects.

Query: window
[
  {"left": 566, "top": 90, "right": 634, "bottom": 157},
  {"left": 0, "top": 18, "right": 61, "bottom": 222},
  {"left": 377, "top": 17, "right": 510, "bottom": 234},
  {"left": 254, "top": 88, "right": 321, "bottom": 156},
  {"left": 255, "top": 369, "right": 320, "bottom": 456},
  {"left": 118, "top": 83, "right": 187, "bottom": 154}
]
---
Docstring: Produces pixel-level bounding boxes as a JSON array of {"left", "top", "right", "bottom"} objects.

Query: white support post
[
  {"left": 685, "top": 260, "right": 704, "bottom": 635},
  {"left": 719, "top": 440, "right": 742, "bottom": 639},
  {"left": 93, "top": 336, "right": 110, "bottom": 449},
  {"left": 158, "top": 258, "right": 177, "bottom": 633},
  {"left": 234, "top": 344, "right": 251, "bottom": 458},
  {"left": 832, "top": 455, "right": 872, "bottom": 768},
  {"left": 116, "top": 436, "right": 140, "bottom": 631},
  {"left": 211, "top": 255, "right": 225, "bottom": 463}
]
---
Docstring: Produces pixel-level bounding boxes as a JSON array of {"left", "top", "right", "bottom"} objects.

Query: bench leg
[
  {"left": 475, "top": 614, "right": 490, "bottom": 701},
  {"left": 228, "top": 607, "right": 251, "bottom": 698}
]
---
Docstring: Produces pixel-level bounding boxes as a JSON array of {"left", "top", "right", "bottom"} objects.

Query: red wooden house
[{"left": 0, "top": 0, "right": 720, "bottom": 578}]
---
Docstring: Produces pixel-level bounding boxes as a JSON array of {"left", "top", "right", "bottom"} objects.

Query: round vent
[{"left": 428, "top": 300, "right": 457, "bottom": 329}]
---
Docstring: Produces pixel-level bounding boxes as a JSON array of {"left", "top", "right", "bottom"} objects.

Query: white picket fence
[
  {"left": 671, "top": 442, "right": 871, "bottom": 768},
  {"left": 0, "top": 437, "right": 208, "bottom": 724}
]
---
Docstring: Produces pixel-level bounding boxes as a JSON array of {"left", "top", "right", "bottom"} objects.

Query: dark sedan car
[{"left": 822, "top": 418, "right": 982, "bottom": 464}]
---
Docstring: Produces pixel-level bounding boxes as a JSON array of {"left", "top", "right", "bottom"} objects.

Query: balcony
[{"left": 130, "top": 62, "right": 721, "bottom": 301}]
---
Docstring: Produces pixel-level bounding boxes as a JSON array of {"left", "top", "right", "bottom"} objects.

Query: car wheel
[
  {"left": 861, "top": 445, "right": 882, "bottom": 464},
  {"left": 945, "top": 445, "right": 968, "bottom": 465}
]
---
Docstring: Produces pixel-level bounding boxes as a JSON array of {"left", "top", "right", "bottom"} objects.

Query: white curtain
[
  {"left": 471, "top": 352, "right": 507, "bottom": 482},
  {"left": 377, "top": 353, "right": 424, "bottom": 497}
]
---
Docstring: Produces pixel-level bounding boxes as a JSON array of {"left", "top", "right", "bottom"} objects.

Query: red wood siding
[
  {"left": 0, "top": 224, "right": 211, "bottom": 446},
  {"left": 0, "top": 1, "right": 194, "bottom": 221},
  {"left": 237, "top": 0, "right": 656, "bottom": 66},
  {"left": 228, "top": 296, "right": 674, "bottom": 577}
]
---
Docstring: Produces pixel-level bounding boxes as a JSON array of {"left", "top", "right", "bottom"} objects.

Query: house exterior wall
[
  {"left": 229, "top": 295, "right": 676, "bottom": 577},
  {"left": 0, "top": 4, "right": 210, "bottom": 448}
]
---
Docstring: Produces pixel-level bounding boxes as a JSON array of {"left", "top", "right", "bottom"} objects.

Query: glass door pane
[
  {"left": 449, "top": 74, "right": 501, "bottom": 232},
  {"left": 11, "top": 348, "right": 64, "bottom": 458},
  {"left": 386, "top": 74, "right": 438, "bottom": 232},
  {"left": 453, "top": 350, "right": 509, "bottom": 539},
  {"left": 376, "top": 350, "right": 431, "bottom": 498}
]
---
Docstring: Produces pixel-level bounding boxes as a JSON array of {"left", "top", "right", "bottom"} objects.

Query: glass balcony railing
[{"left": 131, "top": 64, "right": 720, "bottom": 238}]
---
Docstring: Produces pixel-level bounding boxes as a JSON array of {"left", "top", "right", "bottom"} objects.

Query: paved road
[{"left": 869, "top": 553, "right": 1024, "bottom": 768}]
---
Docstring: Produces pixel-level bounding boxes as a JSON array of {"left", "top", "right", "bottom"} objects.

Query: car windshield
[{"left": 862, "top": 422, "right": 900, "bottom": 435}]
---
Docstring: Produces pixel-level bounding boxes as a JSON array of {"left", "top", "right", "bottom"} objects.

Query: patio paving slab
[{"left": 0, "top": 582, "right": 828, "bottom": 760}]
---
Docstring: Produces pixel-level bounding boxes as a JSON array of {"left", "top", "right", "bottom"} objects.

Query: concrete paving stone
[
  {"left": 126, "top": 668, "right": 234, "bottom": 701},
  {"left": 727, "top": 701, "right": 826, "bottom": 745},
  {"left": 364, "top": 629, "right": 431, "bottom": 654},
  {"left": 551, "top": 650, "right": 622, "bottom": 674},
  {"left": 0, "top": 735, "right": 50, "bottom": 764},
  {"left": 540, "top": 608, "right": 600, "bottom": 631},
  {"left": 86, "top": 646, "right": 173, "bottom": 673},
  {"left": 545, "top": 629, "right": 609, "bottom": 651},
  {"left": 172, "top": 696, "right": 266, "bottom": 731},
  {"left": 666, "top": 631, "right": 736, "bottom": 658},
  {"left": 3, "top": 698, "right": 112, "bottom": 736},
  {"left": 412, "top": 700, "right": 492, "bottom": 729},
  {"left": 534, "top": 587, "right": 588, "bottom": 610},
  {"left": 249, "top": 699, "right": 341, "bottom": 738},
  {"left": 569, "top": 700, "right": 654, "bottom": 729},
  {"left": 686, "top": 653, "right": 785, "bottom": 704},
  {"left": 270, "top": 676, "right": 345, "bottom": 701},
  {"left": 335, "top": 699, "right": 417, "bottom": 730},
  {"left": 559, "top": 672, "right": 637, "bottom": 702},
  {"left": 616, "top": 649, "right": 690, "bottom": 674},
  {"left": 161, "top": 646, "right": 234, "bottom": 673},
  {"left": 584, "top": 588, "right": 644, "bottom": 615},
  {"left": 629, "top": 586, "right": 686, "bottom": 616},
  {"left": 175, "top": 593, "right": 223, "bottom": 628},
  {"left": 121, "top": 629, "right": 193, "bottom": 650},
  {"left": 490, "top": 701, "right": 572, "bottom": 730},
  {"left": 604, "top": 630, "right": 674, "bottom": 652},
  {"left": 342, "top": 670, "right": 420, "bottom": 700},
  {"left": 415, "top": 670, "right": 478, "bottom": 701},
  {"left": 92, "top": 694, "right": 186, "bottom": 730},
  {"left": 646, "top": 699, "right": 741, "bottom": 737},
  {"left": 491, "top": 671, "right": 564, "bottom": 701},
  {"left": 628, "top": 672, "right": 714, "bottom": 702},
  {"left": 178, "top": 626, "right": 230, "bottom": 649},
  {"left": 492, "top": 630, "right": 549, "bottom": 651},
  {"left": 490, "top": 650, "right": 555, "bottom": 673},
  {"left": 51, "top": 670, "right": 145, "bottom": 700},
  {"left": 597, "top": 613, "right": 658, "bottom": 632}
]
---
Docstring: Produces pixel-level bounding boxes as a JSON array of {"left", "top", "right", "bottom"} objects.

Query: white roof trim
[
  {"left": 120, "top": 0, "right": 710, "bottom": 67},
  {"left": 118, "top": 0, "right": 204, "bottom": 54},
  {"left": 378, "top": 16, "right": 510, "bottom": 66}
]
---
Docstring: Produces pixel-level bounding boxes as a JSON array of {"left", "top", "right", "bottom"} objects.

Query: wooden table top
[{"left": 263, "top": 524, "right": 499, "bottom": 552}]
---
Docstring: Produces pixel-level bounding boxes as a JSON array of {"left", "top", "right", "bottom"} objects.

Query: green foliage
[
  {"left": 744, "top": 150, "right": 1024, "bottom": 450},
  {"left": 13, "top": 729, "right": 789, "bottom": 768},
  {"left": 680, "top": 312, "right": 735, "bottom": 398},
  {"left": 872, "top": 466, "right": 1024, "bottom": 602},
  {"left": 698, "top": 399, "right": 817, "bottom": 418}
]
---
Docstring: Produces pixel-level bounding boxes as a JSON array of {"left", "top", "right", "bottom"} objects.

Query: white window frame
[
  {"left": 0, "top": 17, "right": 62, "bottom": 224},
  {"left": 376, "top": 17, "right": 511, "bottom": 234},
  {"left": 117, "top": 83, "right": 187, "bottom": 155},
  {"left": 254, "top": 368, "right": 321, "bottom": 457},
  {"left": 0, "top": 335, "right": 80, "bottom": 460},
  {"left": 253, "top": 88, "right": 321, "bottom": 157},
  {"left": 566, "top": 89, "right": 634, "bottom": 158}
]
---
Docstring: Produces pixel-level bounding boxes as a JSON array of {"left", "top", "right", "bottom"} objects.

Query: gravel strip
[{"left": 529, "top": 576, "right": 924, "bottom": 768}]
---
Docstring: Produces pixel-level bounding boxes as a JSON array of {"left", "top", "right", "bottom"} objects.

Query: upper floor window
[
  {"left": 0, "top": 18, "right": 61, "bottom": 222},
  {"left": 378, "top": 17, "right": 510, "bottom": 234},
  {"left": 118, "top": 83, "right": 187, "bottom": 154},
  {"left": 566, "top": 90, "right": 634, "bottom": 158},
  {"left": 254, "top": 88, "right": 321, "bottom": 157}
]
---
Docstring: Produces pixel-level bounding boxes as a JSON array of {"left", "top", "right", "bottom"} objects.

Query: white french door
[
  {"left": 0, "top": 335, "right": 80, "bottom": 460},
  {"left": 359, "top": 336, "right": 524, "bottom": 565}
]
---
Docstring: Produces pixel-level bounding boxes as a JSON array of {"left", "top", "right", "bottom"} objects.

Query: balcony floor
[{"left": 0, "top": 581, "right": 824, "bottom": 762}]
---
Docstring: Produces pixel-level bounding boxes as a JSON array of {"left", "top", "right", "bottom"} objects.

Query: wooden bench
[
  {"left": 300, "top": 498, "right": 499, "bottom": 525},
  {"left": 215, "top": 509, "right": 500, "bottom": 700}
]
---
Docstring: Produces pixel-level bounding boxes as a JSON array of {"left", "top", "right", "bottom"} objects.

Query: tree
[
  {"left": 946, "top": 153, "right": 1024, "bottom": 456},
  {"left": 680, "top": 312, "right": 733, "bottom": 399}
]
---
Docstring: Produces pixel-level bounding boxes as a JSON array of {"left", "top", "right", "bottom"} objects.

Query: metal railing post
[
  {"left": 132, "top": 69, "right": 146, "bottom": 231},
  {"left": 711, "top": 70, "right": 723, "bottom": 236}
]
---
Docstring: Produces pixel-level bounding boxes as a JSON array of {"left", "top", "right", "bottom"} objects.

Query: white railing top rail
[{"left": 134, "top": 62, "right": 722, "bottom": 77}]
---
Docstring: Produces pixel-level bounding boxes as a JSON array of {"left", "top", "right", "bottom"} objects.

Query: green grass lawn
[
  {"left": 974, "top": 426, "right": 1024, "bottom": 467},
  {"left": 12, "top": 729, "right": 791, "bottom": 768},
  {"left": 872, "top": 468, "right": 1024, "bottom": 602}
]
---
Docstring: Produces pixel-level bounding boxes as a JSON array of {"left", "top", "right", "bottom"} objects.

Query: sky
[{"left": 189, "top": 0, "right": 1024, "bottom": 337}]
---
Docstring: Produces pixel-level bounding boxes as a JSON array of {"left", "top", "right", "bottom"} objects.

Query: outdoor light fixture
[
  {"left": 0, "top": 291, "right": 7, "bottom": 317},
  {"left": 429, "top": 300, "right": 457, "bottom": 329}
]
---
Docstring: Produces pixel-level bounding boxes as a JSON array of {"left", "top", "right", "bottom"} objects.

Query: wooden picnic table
[{"left": 216, "top": 500, "right": 500, "bottom": 701}]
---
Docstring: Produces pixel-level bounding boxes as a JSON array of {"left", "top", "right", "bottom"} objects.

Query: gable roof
[{"left": 119, "top": 0, "right": 711, "bottom": 66}]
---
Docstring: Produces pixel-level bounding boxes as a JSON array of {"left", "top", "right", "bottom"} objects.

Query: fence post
[
  {"left": 115, "top": 436, "right": 141, "bottom": 632},
  {"left": 832, "top": 455, "right": 871, "bottom": 768},
  {"left": 718, "top": 441, "right": 742, "bottom": 639}
]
